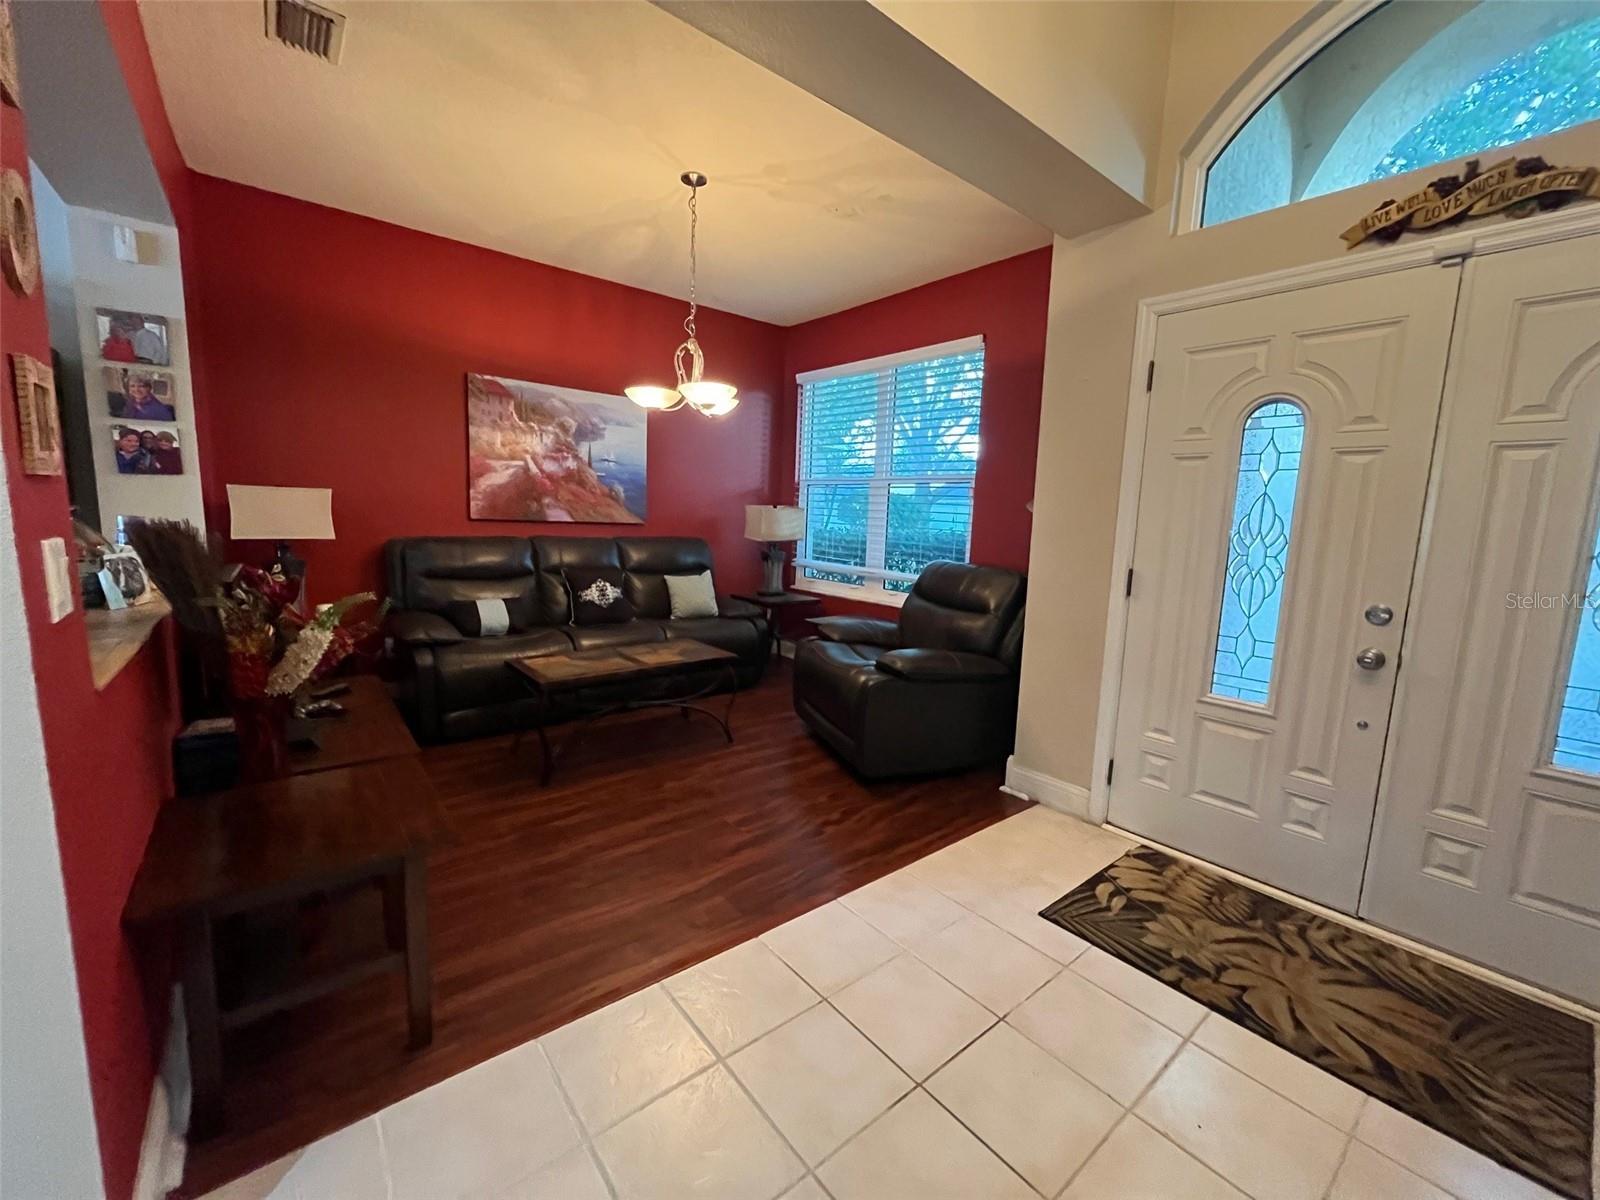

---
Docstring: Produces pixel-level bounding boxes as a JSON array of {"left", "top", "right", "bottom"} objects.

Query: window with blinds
[{"left": 795, "top": 337, "right": 984, "bottom": 601}]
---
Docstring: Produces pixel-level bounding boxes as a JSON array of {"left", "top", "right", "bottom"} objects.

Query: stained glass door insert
[
  {"left": 1210, "top": 400, "right": 1306, "bottom": 703},
  {"left": 1553, "top": 518, "right": 1600, "bottom": 773}
]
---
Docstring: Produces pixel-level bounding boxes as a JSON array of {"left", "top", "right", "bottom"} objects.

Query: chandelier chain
[
  {"left": 684, "top": 187, "right": 698, "bottom": 341},
  {"left": 625, "top": 171, "right": 735, "bottom": 416}
]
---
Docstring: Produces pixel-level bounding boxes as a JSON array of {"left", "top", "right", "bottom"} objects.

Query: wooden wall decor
[
  {"left": 1, "top": 167, "right": 39, "bottom": 296},
  {"left": 1343, "top": 155, "right": 1600, "bottom": 248},
  {"left": 10, "top": 353, "right": 63, "bottom": 475},
  {"left": 0, "top": 0, "right": 18, "bottom": 109}
]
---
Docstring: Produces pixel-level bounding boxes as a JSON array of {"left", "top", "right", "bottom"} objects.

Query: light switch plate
[
  {"left": 111, "top": 223, "right": 139, "bottom": 263},
  {"left": 41, "top": 537, "right": 74, "bottom": 622}
]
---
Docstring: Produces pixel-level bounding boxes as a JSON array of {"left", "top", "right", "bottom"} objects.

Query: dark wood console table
[
  {"left": 126, "top": 682, "right": 449, "bottom": 1140},
  {"left": 289, "top": 674, "right": 418, "bottom": 774}
]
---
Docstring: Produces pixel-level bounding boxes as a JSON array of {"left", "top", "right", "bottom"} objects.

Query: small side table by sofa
[{"left": 732, "top": 592, "right": 824, "bottom": 669}]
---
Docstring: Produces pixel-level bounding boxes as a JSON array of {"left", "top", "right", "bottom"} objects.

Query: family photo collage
[{"left": 97, "top": 306, "right": 185, "bottom": 476}]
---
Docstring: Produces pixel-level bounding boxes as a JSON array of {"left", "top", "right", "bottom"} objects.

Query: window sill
[
  {"left": 792, "top": 579, "right": 909, "bottom": 609},
  {"left": 84, "top": 595, "right": 170, "bottom": 691}
]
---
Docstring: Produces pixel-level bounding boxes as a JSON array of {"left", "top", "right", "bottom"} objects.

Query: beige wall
[
  {"left": 874, "top": 0, "right": 1175, "bottom": 203},
  {"left": 1014, "top": 0, "right": 1600, "bottom": 793}
]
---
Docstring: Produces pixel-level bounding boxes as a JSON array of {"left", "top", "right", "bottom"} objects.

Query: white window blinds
[{"left": 795, "top": 337, "right": 984, "bottom": 598}]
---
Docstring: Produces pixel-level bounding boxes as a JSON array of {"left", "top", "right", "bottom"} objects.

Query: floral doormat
[{"left": 1040, "top": 845, "right": 1595, "bottom": 1199}]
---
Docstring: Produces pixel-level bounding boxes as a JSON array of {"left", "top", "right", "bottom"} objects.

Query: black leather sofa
[
  {"left": 793, "top": 562, "right": 1026, "bottom": 778},
  {"left": 385, "top": 536, "right": 769, "bottom": 741}
]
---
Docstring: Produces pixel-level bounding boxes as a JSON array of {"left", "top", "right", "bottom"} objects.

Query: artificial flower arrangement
[
  {"left": 126, "top": 520, "right": 388, "bottom": 779},
  {"left": 216, "top": 564, "right": 387, "bottom": 699}
]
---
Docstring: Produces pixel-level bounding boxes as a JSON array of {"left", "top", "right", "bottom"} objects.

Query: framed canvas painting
[{"left": 467, "top": 373, "right": 646, "bottom": 523}]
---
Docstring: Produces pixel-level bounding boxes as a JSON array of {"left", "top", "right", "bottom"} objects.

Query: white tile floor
[{"left": 204, "top": 806, "right": 1586, "bottom": 1200}]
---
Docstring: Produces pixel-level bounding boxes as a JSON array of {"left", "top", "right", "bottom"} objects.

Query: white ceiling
[{"left": 137, "top": 0, "right": 1051, "bottom": 326}]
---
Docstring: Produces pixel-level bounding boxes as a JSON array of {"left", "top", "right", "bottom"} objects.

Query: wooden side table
[
  {"left": 289, "top": 674, "right": 419, "bottom": 774},
  {"left": 124, "top": 758, "right": 451, "bottom": 1139},
  {"left": 732, "top": 592, "right": 824, "bottom": 669},
  {"left": 175, "top": 675, "right": 420, "bottom": 795}
]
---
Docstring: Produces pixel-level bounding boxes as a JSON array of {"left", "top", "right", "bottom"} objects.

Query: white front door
[
  {"left": 1360, "top": 236, "right": 1600, "bottom": 1005},
  {"left": 1108, "top": 265, "right": 1461, "bottom": 912}
]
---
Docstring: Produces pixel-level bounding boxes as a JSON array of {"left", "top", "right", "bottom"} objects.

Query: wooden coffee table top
[
  {"left": 508, "top": 638, "right": 735, "bottom": 691},
  {"left": 125, "top": 759, "right": 452, "bottom": 924}
]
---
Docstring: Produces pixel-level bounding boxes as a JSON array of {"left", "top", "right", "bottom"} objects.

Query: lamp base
[
  {"left": 273, "top": 541, "right": 309, "bottom": 612},
  {"left": 272, "top": 540, "right": 306, "bottom": 580},
  {"left": 759, "top": 544, "right": 788, "bottom": 595}
]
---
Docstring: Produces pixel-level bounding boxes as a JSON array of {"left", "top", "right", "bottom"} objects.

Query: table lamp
[
  {"left": 744, "top": 505, "right": 805, "bottom": 596},
  {"left": 227, "top": 484, "right": 334, "bottom": 605}
]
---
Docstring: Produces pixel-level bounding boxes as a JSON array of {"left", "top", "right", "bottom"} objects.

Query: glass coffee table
[{"left": 506, "top": 639, "right": 738, "bottom": 784}]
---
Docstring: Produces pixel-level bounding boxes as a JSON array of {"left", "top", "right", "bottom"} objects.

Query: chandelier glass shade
[{"left": 626, "top": 172, "right": 739, "bottom": 418}]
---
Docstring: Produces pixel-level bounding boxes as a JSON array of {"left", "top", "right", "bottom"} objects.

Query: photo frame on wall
[
  {"left": 9, "top": 353, "right": 62, "bottom": 476},
  {"left": 0, "top": 0, "right": 19, "bottom": 110},
  {"left": 102, "top": 365, "right": 177, "bottom": 421},
  {"left": 111, "top": 425, "right": 184, "bottom": 475},
  {"left": 1, "top": 167, "right": 39, "bottom": 297},
  {"left": 95, "top": 308, "right": 171, "bottom": 366}
]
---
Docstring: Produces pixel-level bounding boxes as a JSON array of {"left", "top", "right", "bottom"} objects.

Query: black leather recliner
[
  {"left": 792, "top": 562, "right": 1026, "bottom": 778},
  {"left": 385, "top": 535, "right": 769, "bottom": 741}
]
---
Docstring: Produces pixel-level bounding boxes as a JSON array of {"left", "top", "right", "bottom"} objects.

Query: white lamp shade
[
  {"left": 745, "top": 505, "right": 806, "bottom": 542},
  {"left": 625, "top": 385, "right": 682, "bottom": 410},
  {"left": 680, "top": 380, "right": 738, "bottom": 415},
  {"left": 227, "top": 485, "right": 335, "bottom": 541}
]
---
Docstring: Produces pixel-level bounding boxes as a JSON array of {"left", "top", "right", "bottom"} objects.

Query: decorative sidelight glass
[
  {"left": 1553, "top": 518, "right": 1600, "bottom": 773},
  {"left": 1210, "top": 400, "right": 1306, "bottom": 704}
]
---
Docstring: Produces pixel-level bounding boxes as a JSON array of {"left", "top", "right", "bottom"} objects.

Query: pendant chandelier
[{"left": 626, "top": 172, "right": 738, "bottom": 417}]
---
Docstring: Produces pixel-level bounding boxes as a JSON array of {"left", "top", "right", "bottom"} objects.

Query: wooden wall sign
[
  {"left": 0, "top": 0, "right": 19, "bottom": 109},
  {"left": 1, "top": 167, "right": 39, "bottom": 296},
  {"left": 1343, "top": 155, "right": 1600, "bottom": 249},
  {"left": 10, "top": 353, "right": 62, "bottom": 476}
]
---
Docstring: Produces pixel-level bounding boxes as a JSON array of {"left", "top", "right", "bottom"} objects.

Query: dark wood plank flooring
[{"left": 180, "top": 674, "right": 1026, "bottom": 1196}]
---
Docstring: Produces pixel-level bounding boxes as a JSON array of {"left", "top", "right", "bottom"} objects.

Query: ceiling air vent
[{"left": 264, "top": 0, "right": 346, "bottom": 64}]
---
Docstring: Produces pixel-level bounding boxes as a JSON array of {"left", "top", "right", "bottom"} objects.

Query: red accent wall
[
  {"left": 45, "top": 13, "right": 1047, "bottom": 1195},
  {"left": 2, "top": 73, "right": 181, "bottom": 1200},
  {"left": 778, "top": 248, "right": 1051, "bottom": 615},
  {"left": 180, "top": 175, "right": 787, "bottom": 602}
]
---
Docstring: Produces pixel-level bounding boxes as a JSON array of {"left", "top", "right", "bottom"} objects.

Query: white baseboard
[
  {"left": 1004, "top": 757, "right": 1092, "bottom": 820},
  {"left": 131, "top": 1076, "right": 185, "bottom": 1200},
  {"left": 133, "top": 988, "right": 189, "bottom": 1200}
]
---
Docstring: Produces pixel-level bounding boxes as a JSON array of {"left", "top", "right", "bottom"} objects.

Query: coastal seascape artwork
[{"left": 467, "top": 373, "right": 646, "bottom": 523}]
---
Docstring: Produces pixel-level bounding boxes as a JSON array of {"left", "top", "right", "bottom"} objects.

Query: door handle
[{"left": 1355, "top": 647, "right": 1387, "bottom": 671}]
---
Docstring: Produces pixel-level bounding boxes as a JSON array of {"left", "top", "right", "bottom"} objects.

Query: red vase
[{"left": 232, "top": 695, "right": 293, "bottom": 783}]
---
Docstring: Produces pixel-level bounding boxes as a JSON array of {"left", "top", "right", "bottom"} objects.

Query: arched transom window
[{"left": 1202, "top": 0, "right": 1600, "bottom": 228}]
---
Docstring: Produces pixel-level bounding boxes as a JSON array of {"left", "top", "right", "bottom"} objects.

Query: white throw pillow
[{"left": 666, "top": 570, "right": 718, "bottom": 619}]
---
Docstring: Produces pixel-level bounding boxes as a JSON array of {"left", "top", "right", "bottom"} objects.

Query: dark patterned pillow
[
  {"left": 563, "top": 568, "right": 635, "bottom": 625},
  {"left": 440, "top": 595, "right": 537, "bottom": 637}
]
